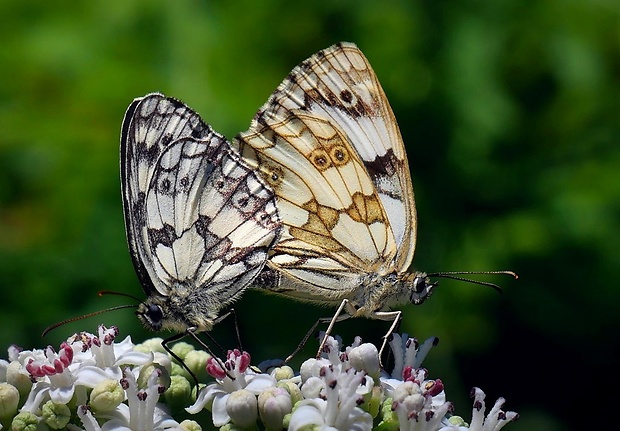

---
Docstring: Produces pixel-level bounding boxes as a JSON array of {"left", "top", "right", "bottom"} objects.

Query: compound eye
[
  {"left": 413, "top": 276, "right": 428, "bottom": 293},
  {"left": 146, "top": 304, "right": 163, "bottom": 324}
]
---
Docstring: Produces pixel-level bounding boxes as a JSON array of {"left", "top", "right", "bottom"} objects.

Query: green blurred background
[{"left": 1, "top": 1, "right": 618, "bottom": 430}]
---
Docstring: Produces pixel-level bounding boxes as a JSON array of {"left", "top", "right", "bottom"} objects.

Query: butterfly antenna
[
  {"left": 41, "top": 304, "right": 137, "bottom": 337},
  {"left": 98, "top": 290, "right": 143, "bottom": 303},
  {"left": 427, "top": 270, "right": 518, "bottom": 294}
]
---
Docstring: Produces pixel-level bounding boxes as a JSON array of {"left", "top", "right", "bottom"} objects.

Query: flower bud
[
  {"left": 226, "top": 389, "right": 258, "bottom": 428},
  {"left": 271, "top": 365, "right": 294, "bottom": 381},
  {"left": 363, "top": 385, "right": 383, "bottom": 418},
  {"left": 6, "top": 361, "right": 32, "bottom": 399},
  {"left": 348, "top": 343, "right": 380, "bottom": 378},
  {"left": 447, "top": 415, "right": 467, "bottom": 426},
  {"left": 11, "top": 411, "right": 39, "bottom": 431},
  {"left": 170, "top": 361, "right": 191, "bottom": 381},
  {"left": 90, "top": 379, "right": 124, "bottom": 412},
  {"left": 179, "top": 419, "right": 202, "bottom": 431},
  {"left": 376, "top": 397, "right": 399, "bottom": 431},
  {"left": 277, "top": 380, "right": 303, "bottom": 406},
  {"left": 164, "top": 375, "right": 192, "bottom": 409},
  {"left": 134, "top": 337, "right": 165, "bottom": 354},
  {"left": 184, "top": 349, "right": 210, "bottom": 381},
  {"left": 170, "top": 342, "right": 194, "bottom": 361},
  {"left": 299, "top": 357, "right": 329, "bottom": 382},
  {"left": 300, "top": 376, "right": 324, "bottom": 399},
  {"left": 258, "top": 386, "right": 292, "bottom": 430},
  {"left": 0, "top": 382, "right": 19, "bottom": 419},
  {"left": 138, "top": 363, "right": 170, "bottom": 390},
  {"left": 392, "top": 381, "right": 425, "bottom": 413},
  {"left": 41, "top": 400, "right": 71, "bottom": 429}
]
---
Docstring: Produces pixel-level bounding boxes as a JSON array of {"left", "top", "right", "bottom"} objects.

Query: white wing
[{"left": 121, "top": 94, "right": 280, "bottom": 309}]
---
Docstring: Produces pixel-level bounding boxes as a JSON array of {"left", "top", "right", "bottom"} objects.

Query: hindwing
[{"left": 121, "top": 94, "right": 280, "bottom": 324}]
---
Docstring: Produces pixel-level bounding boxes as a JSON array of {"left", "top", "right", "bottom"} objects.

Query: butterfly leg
[
  {"left": 314, "top": 299, "right": 355, "bottom": 359},
  {"left": 284, "top": 300, "right": 352, "bottom": 363},
  {"left": 161, "top": 328, "right": 202, "bottom": 388},
  {"left": 284, "top": 316, "right": 332, "bottom": 363},
  {"left": 372, "top": 310, "right": 402, "bottom": 367},
  {"left": 162, "top": 326, "right": 235, "bottom": 387},
  {"left": 213, "top": 308, "right": 243, "bottom": 352}
]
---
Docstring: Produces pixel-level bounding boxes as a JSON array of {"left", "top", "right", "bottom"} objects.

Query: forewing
[{"left": 235, "top": 42, "right": 416, "bottom": 291}]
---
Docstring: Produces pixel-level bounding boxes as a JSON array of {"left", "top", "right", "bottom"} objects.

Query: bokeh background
[{"left": 1, "top": 1, "right": 618, "bottom": 430}]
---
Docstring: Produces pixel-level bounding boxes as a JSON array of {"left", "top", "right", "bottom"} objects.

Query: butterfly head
[
  {"left": 403, "top": 271, "right": 438, "bottom": 305},
  {"left": 136, "top": 301, "right": 166, "bottom": 331},
  {"left": 136, "top": 295, "right": 215, "bottom": 333}
]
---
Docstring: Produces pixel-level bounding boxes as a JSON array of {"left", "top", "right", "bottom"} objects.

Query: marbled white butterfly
[
  {"left": 121, "top": 94, "right": 280, "bottom": 335},
  {"left": 234, "top": 42, "right": 514, "bottom": 358}
]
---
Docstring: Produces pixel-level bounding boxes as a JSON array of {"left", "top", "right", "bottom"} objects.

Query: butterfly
[
  {"left": 120, "top": 94, "right": 281, "bottom": 335},
  {"left": 231, "top": 42, "right": 433, "bottom": 354},
  {"left": 234, "top": 42, "right": 514, "bottom": 358}
]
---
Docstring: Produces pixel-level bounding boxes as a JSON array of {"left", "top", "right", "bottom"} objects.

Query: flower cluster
[
  {"left": 0, "top": 325, "right": 199, "bottom": 431},
  {"left": 0, "top": 326, "right": 518, "bottom": 430}
]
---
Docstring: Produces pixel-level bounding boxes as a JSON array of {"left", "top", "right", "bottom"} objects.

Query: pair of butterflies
[{"left": 121, "top": 42, "right": 461, "bottom": 348}]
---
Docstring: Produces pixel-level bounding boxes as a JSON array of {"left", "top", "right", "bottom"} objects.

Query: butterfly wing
[
  {"left": 121, "top": 94, "right": 280, "bottom": 311},
  {"left": 235, "top": 43, "right": 416, "bottom": 300},
  {"left": 122, "top": 93, "right": 214, "bottom": 298}
]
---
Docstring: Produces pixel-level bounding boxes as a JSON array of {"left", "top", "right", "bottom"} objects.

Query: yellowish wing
[{"left": 235, "top": 42, "right": 416, "bottom": 295}]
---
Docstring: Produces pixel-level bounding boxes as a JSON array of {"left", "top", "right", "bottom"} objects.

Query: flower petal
[
  {"left": 75, "top": 366, "right": 117, "bottom": 387},
  {"left": 185, "top": 384, "right": 224, "bottom": 414},
  {"left": 244, "top": 374, "right": 276, "bottom": 393},
  {"left": 19, "top": 382, "right": 50, "bottom": 413},
  {"left": 211, "top": 393, "right": 231, "bottom": 427},
  {"left": 288, "top": 401, "right": 327, "bottom": 431},
  {"left": 49, "top": 385, "right": 76, "bottom": 404}
]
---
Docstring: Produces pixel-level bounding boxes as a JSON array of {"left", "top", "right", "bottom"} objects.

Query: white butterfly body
[
  {"left": 121, "top": 94, "right": 280, "bottom": 332},
  {"left": 235, "top": 42, "right": 437, "bottom": 322}
]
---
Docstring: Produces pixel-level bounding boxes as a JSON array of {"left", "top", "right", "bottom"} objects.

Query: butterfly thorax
[{"left": 352, "top": 271, "right": 437, "bottom": 317}]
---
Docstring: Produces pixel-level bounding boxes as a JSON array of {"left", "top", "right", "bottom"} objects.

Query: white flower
[
  {"left": 439, "top": 388, "right": 518, "bottom": 431},
  {"left": 1, "top": 326, "right": 520, "bottom": 431},
  {"left": 381, "top": 334, "right": 439, "bottom": 396},
  {"left": 291, "top": 336, "right": 378, "bottom": 430},
  {"left": 21, "top": 341, "right": 87, "bottom": 411},
  {"left": 379, "top": 339, "right": 452, "bottom": 431},
  {"left": 20, "top": 326, "right": 153, "bottom": 414},
  {"left": 258, "top": 386, "right": 293, "bottom": 430},
  {"left": 289, "top": 365, "right": 373, "bottom": 431},
  {"left": 75, "top": 367, "right": 180, "bottom": 431},
  {"left": 73, "top": 403, "right": 180, "bottom": 431},
  {"left": 385, "top": 334, "right": 439, "bottom": 380},
  {"left": 391, "top": 378, "right": 452, "bottom": 431},
  {"left": 71, "top": 326, "right": 154, "bottom": 377},
  {"left": 186, "top": 349, "right": 276, "bottom": 427}
]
